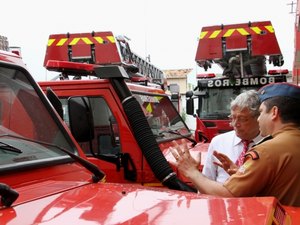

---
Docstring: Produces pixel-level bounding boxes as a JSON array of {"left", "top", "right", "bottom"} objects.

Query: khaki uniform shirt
[{"left": 224, "top": 126, "right": 300, "bottom": 207}]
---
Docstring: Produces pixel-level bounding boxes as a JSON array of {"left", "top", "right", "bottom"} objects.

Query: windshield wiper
[
  {"left": 48, "top": 144, "right": 106, "bottom": 183},
  {"left": 0, "top": 134, "right": 105, "bottom": 182},
  {"left": 0, "top": 141, "right": 22, "bottom": 154},
  {"left": 159, "top": 129, "right": 197, "bottom": 147}
]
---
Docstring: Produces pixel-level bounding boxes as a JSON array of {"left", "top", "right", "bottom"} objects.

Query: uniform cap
[{"left": 258, "top": 82, "right": 300, "bottom": 102}]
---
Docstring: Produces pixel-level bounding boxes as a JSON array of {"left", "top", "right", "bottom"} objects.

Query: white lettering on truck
[{"left": 207, "top": 77, "right": 275, "bottom": 87}]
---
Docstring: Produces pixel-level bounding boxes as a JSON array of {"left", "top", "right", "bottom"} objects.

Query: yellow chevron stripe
[
  {"left": 107, "top": 36, "right": 116, "bottom": 43},
  {"left": 94, "top": 37, "right": 104, "bottom": 44},
  {"left": 146, "top": 103, "right": 153, "bottom": 113},
  {"left": 54, "top": 36, "right": 117, "bottom": 46},
  {"left": 47, "top": 39, "right": 55, "bottom": 46},
  {"left": 265, "top": 25, "right": 274, "bottom": 33},
  {"left": 223, "top": 29, "right": 235, "bottom": 37},
  {"left": 200, "top": 31, "right": 208, "bottom": 39},
  {"left": 202, "top": 24, "right": 274, "bottom": 39},
  {"left": 69, "top": 38, "right": 80, "bottom": 46},
  {"left": 209, "top": 30, "right": 221, "bottom": 38},
  {"left": 251, "top": 27, "right": 262, "bottom": 34},
  {"left": 57, "top": 38, "right": 68, "bottom": 46},
  {"left": 237, "top": 28, "right": 249, "bottom": 36},
  {"left": 81, "top": 37, "right": 93, "bottom": 45}
]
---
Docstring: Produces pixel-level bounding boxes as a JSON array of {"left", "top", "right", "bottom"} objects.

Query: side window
[
  {"left": 89, "top": 97, "right": 120, "bottom": 155},
  {"left": 61, "top": 97, "right": 120, "bottom": 156}
]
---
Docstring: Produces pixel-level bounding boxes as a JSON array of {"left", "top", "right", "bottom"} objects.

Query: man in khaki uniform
[{"left": 171, "top": 82, "right": 300, "bottom": 206}]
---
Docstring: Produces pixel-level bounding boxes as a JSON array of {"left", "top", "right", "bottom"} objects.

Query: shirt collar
[
  {"left": 234, "top": 133, "right": 264, "bottom": 146},
  {"left": 252, "top": 134, "right": 264, "bottom": 144}
]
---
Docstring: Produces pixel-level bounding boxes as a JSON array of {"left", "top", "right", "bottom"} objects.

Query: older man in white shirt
[{"left": 202, "top": 90, "right": 263, "bottom": 183}]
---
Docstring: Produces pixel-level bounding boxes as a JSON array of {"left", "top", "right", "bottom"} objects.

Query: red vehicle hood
[{"left": 0, "top": 182, "right": 292, "bottom": 225}]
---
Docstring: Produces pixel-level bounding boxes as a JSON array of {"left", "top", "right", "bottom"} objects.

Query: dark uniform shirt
[{"left": 224, "top": 126, "right": 300, "bottom": 207}]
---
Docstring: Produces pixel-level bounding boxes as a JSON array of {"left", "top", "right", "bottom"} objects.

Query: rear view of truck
[{"left": 186, "top": 21, "right": 288, "bottom": 142}]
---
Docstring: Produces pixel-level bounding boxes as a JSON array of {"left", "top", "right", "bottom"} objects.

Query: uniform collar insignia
[{"left": 252, "top": 135, "right": 272, "bottom": 147}]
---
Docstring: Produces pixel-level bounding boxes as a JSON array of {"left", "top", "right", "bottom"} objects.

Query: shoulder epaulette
[{"left": 245, "top": 150, "right": 259, "bottom": 160}]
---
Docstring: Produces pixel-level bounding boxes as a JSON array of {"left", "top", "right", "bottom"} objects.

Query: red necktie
[{"left": 236, "top": 140, "right": 251, "bottom": 166}]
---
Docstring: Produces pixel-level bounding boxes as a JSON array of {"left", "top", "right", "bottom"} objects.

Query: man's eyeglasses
[{"left": 228, "top": 115, "right": 252, "bottom": 124}]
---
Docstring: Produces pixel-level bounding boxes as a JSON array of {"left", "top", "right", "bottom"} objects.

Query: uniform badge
[{"left": 245, "top": 150, "right": 259, "bottom": 160}]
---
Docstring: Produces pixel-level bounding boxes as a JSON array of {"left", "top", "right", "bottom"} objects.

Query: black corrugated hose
[{"left": 121, "top": 91, "right": 197, "bottom": 193}]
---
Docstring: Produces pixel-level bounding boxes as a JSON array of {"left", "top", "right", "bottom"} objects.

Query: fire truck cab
[
  {"left": 39, "top": 31, "right": 206, "bottom": 188},
  {"left": 186, "top": 21, "right": 288, "bottom": 142}
]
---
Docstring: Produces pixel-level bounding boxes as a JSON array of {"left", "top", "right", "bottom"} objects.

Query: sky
[{"left": 1, "top": 0, "right": 296, "bottom": 82}]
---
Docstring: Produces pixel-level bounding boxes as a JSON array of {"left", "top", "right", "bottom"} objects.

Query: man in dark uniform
[{"left": 171, "top": 82, "right": 300, "bottom": 206}]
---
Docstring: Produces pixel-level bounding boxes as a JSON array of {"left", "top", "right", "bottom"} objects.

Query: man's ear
[{"left": 271, "top": 106, "right": 279, "bottom": 120}]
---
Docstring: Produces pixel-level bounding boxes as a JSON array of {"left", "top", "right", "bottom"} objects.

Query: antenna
[{"left": 287, "top": 1, "right": 296, "bottom": 14}]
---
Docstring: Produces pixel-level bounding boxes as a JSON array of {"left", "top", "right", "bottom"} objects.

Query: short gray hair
[{"left": 230, "top": 90, "right": 260, "bottom": 117}]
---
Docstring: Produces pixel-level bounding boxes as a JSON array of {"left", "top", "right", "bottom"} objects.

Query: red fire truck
[
  {"left": 186, "top": 21, "right": 288, "bottom": 142},
  {"left": 39, "top": 31, "right": 205, "bottom": 187},
  {"left": 1, "top": 34, "right": 300, "bottom": 225}
]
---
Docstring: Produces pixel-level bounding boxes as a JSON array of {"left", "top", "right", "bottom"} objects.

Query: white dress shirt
[{"left": 202, "top": 130, "right": 263, "bottom": 183}]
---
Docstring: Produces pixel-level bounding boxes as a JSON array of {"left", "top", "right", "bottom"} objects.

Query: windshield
[
  {"left": 0, "top": 64, "right": 74, "bottom": 171},
  {"left": 200, "top": 87, "right": 254, "bottom": 119},
  {"left": 133, "top": 92, "right": 191, "bottom": 141}
]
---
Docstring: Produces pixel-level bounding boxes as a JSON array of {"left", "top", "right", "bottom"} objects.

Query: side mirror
[
  {"left": 185, "top": 91, "right": 194, "bottom": 98},
  {"left": 186, "top": 98, "right": 194, "bottom": 115},
  {"left": 68, "top": 97, "right": 94, "bottom": 142}
]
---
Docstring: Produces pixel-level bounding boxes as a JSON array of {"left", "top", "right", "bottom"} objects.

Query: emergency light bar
[
  {"left": 196, "top": 73, "right": 216, "bottom": 79},
  {"left": 46, "top": 60, "right": 132, "bottom": 81},
  {"left": 9, "top": 47, "right": 21, "bottom": 56},
  {"left": 45, "top": 60, "right": 95, "bottom": 75},
  {"left": 268, "top": 69, "right": 289, "bottom": 75},
  {"left": 130, "top": 76, "right": 149, "bottom": 82}
]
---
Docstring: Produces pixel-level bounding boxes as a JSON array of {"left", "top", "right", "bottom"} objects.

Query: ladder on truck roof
[
  {"left": 0, "top": 35, "right": 22, "bottom": 56},
  {"left": 115, "top": 35, "right": 165, "bottom": 85},
  {"left": 43, "top": 31, "right": 165, "bottom": 85},
  {"left": 0, "top": 35, "right": 9, "bottom": 51}
]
